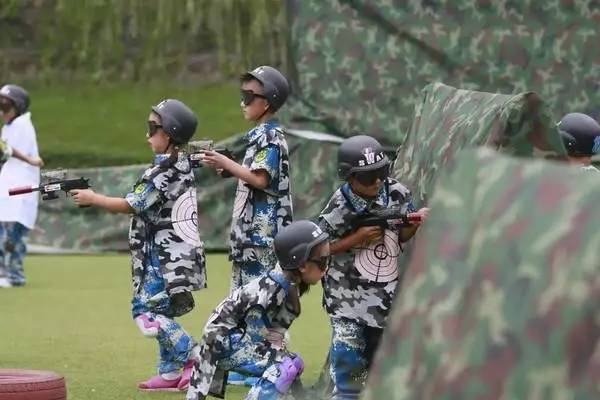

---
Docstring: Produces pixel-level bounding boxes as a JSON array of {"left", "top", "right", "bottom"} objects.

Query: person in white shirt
[{"left": 0, "top": 84, "right": 42, "bottom": 288}]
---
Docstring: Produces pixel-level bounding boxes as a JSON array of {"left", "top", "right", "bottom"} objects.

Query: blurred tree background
[{"left": 0, "top": 0, "right": 289, "bottom": 167}]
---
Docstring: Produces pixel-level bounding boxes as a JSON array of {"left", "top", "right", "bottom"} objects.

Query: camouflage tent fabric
[
  {"left": 28, "top": 131, "right": 344, "bottom": 252},
  {"left": 281, "top": 0, "right": 600, "bottom": 144},
  {"left": 363, "top": 149, "right": 600, "bottom": 400},
  {"left": 393, "top": 82, "right": 566, "bottom": 206}
]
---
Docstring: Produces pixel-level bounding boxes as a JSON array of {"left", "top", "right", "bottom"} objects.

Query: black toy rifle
[{"left": 352, "top": 207, "right": 422, "bottom": 230}]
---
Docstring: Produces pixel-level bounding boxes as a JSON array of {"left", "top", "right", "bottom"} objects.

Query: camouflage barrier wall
[
  {"left": 281, "top": 0, "right": 600, "bottom": 144},
  {"left": 29, "top": 130, "right": 345, "bottom": 252},
  {"left": 393, "top": 82, "right": 566, "bottom": 206},
  {"left": 364, "top": 149, "right": 600, "bottom": 400}
]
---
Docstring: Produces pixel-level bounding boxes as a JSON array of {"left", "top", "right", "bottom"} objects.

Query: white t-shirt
[{"left": 0, "top": 112, "right": 40, "bottom": 228}]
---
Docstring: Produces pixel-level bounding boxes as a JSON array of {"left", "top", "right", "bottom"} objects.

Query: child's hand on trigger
[
  {"left": 70, "top": 189, "right": 96, "bottom": 207},
  {"left": 356, "top": 226, "right": 382, "bottom": 245}
]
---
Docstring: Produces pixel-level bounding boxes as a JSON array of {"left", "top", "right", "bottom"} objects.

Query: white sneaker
[{"left": 0, "top": 277, "right": 12, "bottom": 288}]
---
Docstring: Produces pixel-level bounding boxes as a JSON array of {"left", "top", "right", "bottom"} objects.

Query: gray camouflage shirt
[
  {"left": 126, "top": 152, "right": 206, "bottom": 316},
  {"left": 229, "top": 119, "right": 293, "bottom": 262},
  {"left": 318, "top": 178, "right": 415, "bottom": 328},
  {"left": 187, "top": 266, "right": 299, "bottom": 397}
]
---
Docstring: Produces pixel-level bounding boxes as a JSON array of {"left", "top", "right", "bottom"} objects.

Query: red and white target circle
[
  {"left": 171, "top": 188, "right": 202, "bottom": 247},
  {"left": 354, "top": 229, "right": 400, "bottom": 283}
]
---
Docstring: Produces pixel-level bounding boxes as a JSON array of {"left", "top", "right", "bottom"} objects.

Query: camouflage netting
[
  {"left": 394, "top": 82, "right": 566, "bottom": 205},
  {"left": 364, "top": 149, "right": 600, "bottom": 400},
  {"left": 281, "top": 0, "right": 600, "bottom": 144},
  {"left": 28, "top": 131, "right": 345, "bottom": 252}
]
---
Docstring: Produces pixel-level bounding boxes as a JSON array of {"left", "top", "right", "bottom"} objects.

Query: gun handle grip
[{"left": 9, "top": 186, "right": 33, "bottom": 196}]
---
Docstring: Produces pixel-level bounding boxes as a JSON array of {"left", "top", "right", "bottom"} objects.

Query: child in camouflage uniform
[
  {"left": 71, "top": 99, "right": 206, "bottom": 392},
  {"left": 200, "top": 65, "right": 293, "bottom": 293},
  {"left": 318, "top": 135, "right": 429, "bottom": 399},
  {"left": 186, "top": 220, "right": 330, "bottom": 400}
]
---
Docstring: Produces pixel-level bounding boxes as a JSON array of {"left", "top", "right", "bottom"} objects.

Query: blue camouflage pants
[
  {"left": 0, "top": 222, "right": 30, "bottom": 286},
  {"left": 329, "top": 318, "right": 384, "bottom": 400},
  {"left": 218, "top": 330, "right": 301, "bottom": 400},
  {"left": 230, "top": 247, "right": 278, "bottom": 294},
  {"left": 132, "top": 248, "right": 195, "bottom": 375}
]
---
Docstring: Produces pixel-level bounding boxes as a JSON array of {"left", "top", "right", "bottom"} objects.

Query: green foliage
[
  {"left": 0, "top": 254, "right": 331, "bottom": 399},
  {"left": 0, "top": 0, "right": 288, "bottom": 82}
]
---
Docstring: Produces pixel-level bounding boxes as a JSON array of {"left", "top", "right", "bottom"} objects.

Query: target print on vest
[
  {"left": 171, "top": 188, "right": 202, "bottom": 247},
  {"left": 354, "top": 229, "right": 400, "bottom": 283},
  {"left": 232, "top": 180, "right": 250, "bottom": 218}
]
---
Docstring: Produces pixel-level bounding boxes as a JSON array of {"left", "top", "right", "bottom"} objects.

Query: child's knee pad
[
  {"left": 273, "top": 355, "right": 304, "bottom": 394},
  {"left": 134, "top": 313, "right": 160, "bottom": 338}
]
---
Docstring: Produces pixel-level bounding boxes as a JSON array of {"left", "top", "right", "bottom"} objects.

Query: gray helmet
[
  {"left": 0, "top": 84, "right": 30, "bottom": 114},
  {"left": 274, "top": 220, "right": 329, "bottom": 270},
  {"left": 151, "top": 99, "right": 198, "bottom": 145},
  {"left": 242, "top": 66, "right": 290, "bottom": 111},
  {"left": 338, "top": 135, "right": 390, "bottom": 179},
  {"left": 557, "top": 113, "right": 600, "bottom": 157}
]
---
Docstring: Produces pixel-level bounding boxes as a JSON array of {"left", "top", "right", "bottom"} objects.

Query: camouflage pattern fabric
[
  {"left": 393, "top": 82, "right": 566, "bottom": 206},
  {"left": 0, "top": 221, "right": 29, "bottom": 286},
  {"left": 187, "top": 267, "right": 300, "bottom": 399},
  {"left": 363, "top": 148, "right": 600, "bottom": 400},
  {"left": 318, "top": 178, "right": 415, "bottom": 328},
  {"left": 127, "top": 152, "right": 206, "bottom": 316},
  {"left": 281, "top": 0, "right": 600, "bottom": 144},
  {"left": 229, "top": 119, "right": 293, "bottom": 263},
  {"left": 131, "top": 250, "right": 196, "bottom": 375}
]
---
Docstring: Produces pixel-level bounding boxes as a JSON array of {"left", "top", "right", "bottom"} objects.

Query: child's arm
[
  {"left": 9, "top": 147, "right": 44, "bottom": 167},
  {"left": 70, "top": 189, "right": 133, "bottom": 214},
  {"left": 201, "top": 149, "right": 270, "bottom": 189},
  {"left": 329, "top": 226, "right": 382, "bottom": 254}
]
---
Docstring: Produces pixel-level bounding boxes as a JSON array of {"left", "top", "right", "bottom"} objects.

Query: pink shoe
[
  {"left": 134, "top": 314, "right": 160, "bottom": 338},
  {"left": 138, "top": 375, "right": 181, "bottom": 392},
  {"left": 177, "top": 360, "right": 195, "bottom": 391}
]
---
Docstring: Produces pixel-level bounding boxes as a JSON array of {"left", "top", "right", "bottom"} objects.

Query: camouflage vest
[
  {"left": 129, "top": 152, "right": 206, "bottom": 316},
  {"left": 319, "top": 178, "right": 414, "bottom": 328}
]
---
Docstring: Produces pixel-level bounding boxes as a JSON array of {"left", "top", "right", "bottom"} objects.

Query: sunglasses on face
[
  {"left": 354, "top": 165, "right": 390, "bottom": 186},
  {"left": 241, "top": 89, "right": 267, "bottom": 106},
  {"left": 146, "top": 120, "right": 163, "bottom": 138},
  {"left": 308, "top": 255, "right": 331, "bottom": 271}
]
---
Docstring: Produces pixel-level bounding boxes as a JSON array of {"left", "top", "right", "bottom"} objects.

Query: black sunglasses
[
  {"left": 146, "top": 120, "right": 163, "bottom": 138},
  {"left": 241, "top": 89, "right": 267, "bottom": 106},
  {"left": 354, "top": 165, "right": 390, "bottom": 186},
  {"left": 308, "top": 255, "right": 331, "bottom": 271}
]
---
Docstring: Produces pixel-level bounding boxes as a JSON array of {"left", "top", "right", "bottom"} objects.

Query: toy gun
[
  {"left": 188, "top": 140, "right": 234, "bottom": 177},
  {"left": 352, "top": 207, "right": 422, "bottom": 229},
  {"left": 9, "top": 169, "right": 91, "bottom": 203}
]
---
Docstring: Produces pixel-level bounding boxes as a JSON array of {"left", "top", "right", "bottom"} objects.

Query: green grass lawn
[
  {"left": 0, "top": 254, "right": 331, "bottom": 400},
  {"left": 28, "top": 82, "right": 252, "bottom": 168}
]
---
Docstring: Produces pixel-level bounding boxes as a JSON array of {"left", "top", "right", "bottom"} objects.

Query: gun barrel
[{"left": 9, "top": 186, "right": 37, "bottom": 196}]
